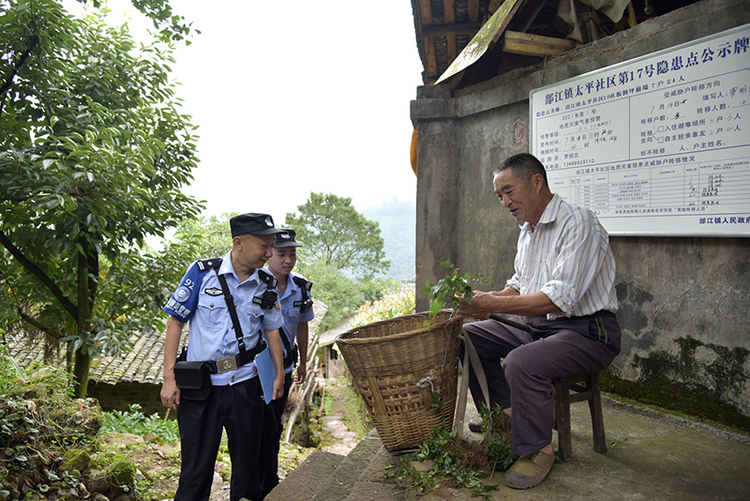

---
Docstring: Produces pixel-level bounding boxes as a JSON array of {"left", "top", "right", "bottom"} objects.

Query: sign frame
[{"left": 529, "top": 24, "right": 750, "bottom": 237}]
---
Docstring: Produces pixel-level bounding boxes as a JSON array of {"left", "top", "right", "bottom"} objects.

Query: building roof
[
  {"left": 411, "top": 0, "right": 702, "bottom": 88},
  {"left": 6, "top": 300, "right": 327, "bottom": 386}
]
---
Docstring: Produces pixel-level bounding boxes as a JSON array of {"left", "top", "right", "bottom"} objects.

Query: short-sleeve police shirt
[
  {"left": 274, "top": 270, "right": 315, "bottom": 374},
  {"left": 164, "top": 250, "right": 284, "bottom": 386}
]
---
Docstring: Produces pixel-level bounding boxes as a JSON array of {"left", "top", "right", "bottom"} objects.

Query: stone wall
[
  {"left": 411, "top": 0, "right": 750, "bottom": 418},
  {"left": 88, "top": 381, "right": 166, "bottom": 418}
]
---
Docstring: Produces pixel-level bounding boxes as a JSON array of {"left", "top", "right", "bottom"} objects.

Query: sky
[{"left": 65, "top": 0, "right": 425, "bottom": 226}]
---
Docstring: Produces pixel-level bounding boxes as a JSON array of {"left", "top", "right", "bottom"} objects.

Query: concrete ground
[
  {"left": 405, "top": 397, "right": 750, "bottom": 501},
  {"left": 269, "top": 395, "right": 750, "bottom": 501}
]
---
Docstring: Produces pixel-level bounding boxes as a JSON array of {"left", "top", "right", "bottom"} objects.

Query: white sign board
[{"left": 530, "top": 24, "right": 750, "bottom": 237}]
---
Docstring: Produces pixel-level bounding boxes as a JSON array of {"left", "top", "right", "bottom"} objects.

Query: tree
[
  {"left": 285, "top": 193, "right": 390, "bottom": 280},
  {"left": 0, "top": 1, "right": 202, "bottom": 396},
  {"left": 82, "top": 0, "right": 196, "bottom": 43},
  {"left": 171, "top": 212, "right": 236, "bottom": 260}
]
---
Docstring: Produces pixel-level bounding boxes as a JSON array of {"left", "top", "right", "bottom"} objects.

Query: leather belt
[{"left": 207, "top": 338, "right": 267, "bottom": 374}]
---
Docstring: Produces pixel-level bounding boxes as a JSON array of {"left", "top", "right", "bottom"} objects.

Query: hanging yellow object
[{"left": 410, "top": 129, "right": 418, "bottom": 176}]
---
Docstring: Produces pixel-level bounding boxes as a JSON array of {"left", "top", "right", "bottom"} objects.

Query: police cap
[
  {"left": 274, "top": 229, "right": 302, "bottom": 248},
  {"left": 230, "top": 213, "right": 284, "bottom": 237}
]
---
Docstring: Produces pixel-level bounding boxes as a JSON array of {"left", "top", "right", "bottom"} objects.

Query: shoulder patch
[
  {"left": 258, "top": 269, "right": 278, "bottom": 289},
  {"left": 292, "top": 275, "right": 313, "bottom": 291},
  {"left": 196, "top": 258, "right": 223, "bottom": 272}
]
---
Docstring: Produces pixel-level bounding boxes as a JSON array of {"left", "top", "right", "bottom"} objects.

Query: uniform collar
[
  {"left": 218, "top": 250, "right": 235, "bottom": 277},
  {"left": 222, "top": 250, "right": 263, "bottom": 284},
  {"left": 278, "top": 271, "right": 300, "bottom": 299}
]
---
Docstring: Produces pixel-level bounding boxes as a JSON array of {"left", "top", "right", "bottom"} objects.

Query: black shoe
[{"left": 468, "top": 417, "right": 484, "bottom": 433}]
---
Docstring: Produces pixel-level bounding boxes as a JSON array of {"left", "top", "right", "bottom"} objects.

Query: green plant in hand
[{"left": 424, "top": 260, "right": 494, "bottom": 316}]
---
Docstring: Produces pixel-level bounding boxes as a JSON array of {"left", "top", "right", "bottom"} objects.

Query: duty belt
[{"left": 207, "top": 338, "right": 267, "bottom": 374}]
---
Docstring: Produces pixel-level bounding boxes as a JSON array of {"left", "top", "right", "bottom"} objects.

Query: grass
[{"left": 321, "top": 377, "right": 372, "bottom": 442}]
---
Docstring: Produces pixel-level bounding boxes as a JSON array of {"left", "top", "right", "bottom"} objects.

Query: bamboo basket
[{"left": 335, "top": 310, "right": 462, "bottom": 453}]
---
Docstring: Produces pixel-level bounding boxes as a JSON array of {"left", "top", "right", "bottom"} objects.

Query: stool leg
[
  {"left": 587, "top": 373, "right": 607, "bottom": 454},
  {"left": 554, "top": 377, "right": 573, "bottom": 461}
]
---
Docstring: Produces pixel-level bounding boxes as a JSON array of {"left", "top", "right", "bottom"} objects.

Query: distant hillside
[{"left": 363, "top": 199, "right": 415, "bottom": 281}]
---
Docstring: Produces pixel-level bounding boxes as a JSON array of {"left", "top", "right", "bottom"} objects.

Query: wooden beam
[
  {"left": 424, "top": 37, "right": 438, "bottom": 81},
  {"left": 418, "top": 0, "right": 438, "bottom": 81},
  {"left": 444, "top": 0, "right": 457, "bottom": 64},
  {"left": 418, "top": 0, "right": 432, "bottom": 25},
  {"left": 502, "top": 30, "right": 575, "bottom": 57},
  {"left": 468, "top": 0, "right": 479, "bottom": 21},
  {"left": 444, "top": 0, "right": 455, "bottom": 24},
  {"left": 421, "top": 21, "right": 484, "bottom": 38},
  {"left": 447, "top": 33, "right": 457, "bottom": 62},
  {"left": 490, "top": 0, "right": 527, "bottom": 45}
]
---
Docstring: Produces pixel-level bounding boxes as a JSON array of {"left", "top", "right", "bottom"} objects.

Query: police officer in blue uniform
[
  {"left": 161, "top": 212, "right": 286, "bottom": 501},
  {"left": 259, "top": 228, "right": 315, "bottom": 497}
]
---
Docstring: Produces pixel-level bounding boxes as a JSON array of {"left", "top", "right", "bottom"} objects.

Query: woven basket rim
[{"left": 335, "top": 309, "right": 458, "bottom": 346}]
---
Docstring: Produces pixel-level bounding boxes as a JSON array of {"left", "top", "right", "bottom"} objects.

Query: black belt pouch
[{"left": 174, "top": 361, "right": 212, "bottom": 400}]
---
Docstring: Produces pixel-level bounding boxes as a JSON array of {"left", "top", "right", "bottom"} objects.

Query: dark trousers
[
  {"left": 259, "top": 371, "right": 293, "bottom": 498},
  {"left": 462, "top": 311, "right": 621, "bottom": 456},
  {"left": 175, "top": 377, "right": 265, "bottom": 501}
]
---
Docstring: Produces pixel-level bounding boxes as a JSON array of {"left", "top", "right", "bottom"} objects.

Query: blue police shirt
[
  {"left": 164, "top": 251, "right": 284, "bottom": 386},
  {"left": 272, "top": 270, "right": 315, "bottom": 375}
]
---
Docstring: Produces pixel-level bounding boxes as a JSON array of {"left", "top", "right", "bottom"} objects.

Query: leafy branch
[
  {"left": 384, "top": 424, "right": 513, "bottom": 497},
  {"left": 424, "top": 260, "right": 494, "bottom": 316}
]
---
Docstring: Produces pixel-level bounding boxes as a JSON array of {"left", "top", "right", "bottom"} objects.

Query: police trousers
[
  {"left": 259, "top": 371, "right": 293, "bottom": 498},
  {"left": 461, "top": 311, "right": 621, "bottom": 456},
  {"left": 175, "top": 376, "right": 265, "bottom": 501}
]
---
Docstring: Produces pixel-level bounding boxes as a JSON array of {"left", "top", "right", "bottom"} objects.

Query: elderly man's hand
[{"left": 456, "top": 290, "right": 493, "bottom": 320}]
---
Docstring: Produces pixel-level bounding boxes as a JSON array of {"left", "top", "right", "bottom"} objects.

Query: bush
[
  {"left": 350, "top": 286, "right": 415, "bottom": 328},
  {"left": 0, "top": 347, "right": 97, "bottom": 500},
  {"left": 100, "top": 404, "right": 180, "bottom": 444}
]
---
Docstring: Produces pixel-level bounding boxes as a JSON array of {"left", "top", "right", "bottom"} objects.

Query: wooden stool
[{"left": 553, "top": 372, "right": 607, "bottom": 461}]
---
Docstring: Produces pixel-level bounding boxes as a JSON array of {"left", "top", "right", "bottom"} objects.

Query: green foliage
[
  {"left": 285, "top": 193, "right": 390, "bottom": 280},
  {"left": 0, "top": 347, "right": 99, "bottom": 499},
  {"left": 0, "top": 345, "right": 74, "bottom": 401},
  {"left": 0, "top": 0, "right": 202, "bottom": 395},
  {"left": 70, "top": 1, "right": 197, "bottom": 44},
  {"left": 424, "top": 260, "right": 494, "bottom": 316},
  {"left": 476, "top": 403, "right": 516, "bottom": 472},
  {"left": 384, "top": 426, "right": 495, "bottom": 494},
  {"left": 319, "top": 377, "right": 371, "bottom": 443},
  {"left": 351, "top": 285, "right": 415, "bottom": 328},
  {"left": 384, "top": 411, "right": 516, "bottom": 497},
  {"left": 429, "top": 391, "right": 442, "bottom": 411},
  {"left": 298, "top": 258, "right": 362, "bottom": 332},
  {"left": 100, "top": 403, "right": 180, "bottom": 443},
  {"left": 358, "top": 275, "right": 400, "bottom": 303},
  {"left": 171, "top": 212, "right": 237, "bottom": 259},
  {"left": 111, "top": 0, "right": 197, "bottom": 43}
]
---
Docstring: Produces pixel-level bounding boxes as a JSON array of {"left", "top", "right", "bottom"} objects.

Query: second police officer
[{"left": 259, "top": 228, "right": 315, "bottom": 497}]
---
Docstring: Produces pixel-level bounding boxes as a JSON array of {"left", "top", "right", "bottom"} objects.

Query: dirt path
[{"left": 321, "top": 414, "right": 359, "bottom": 455}]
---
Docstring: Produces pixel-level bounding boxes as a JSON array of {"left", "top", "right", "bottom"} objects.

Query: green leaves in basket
[
  {"left": 424, "top": 260, "right": 494, "bottom": 317},
  {"left": 429, "top": 391, "right": 442, "bottom": 411}
]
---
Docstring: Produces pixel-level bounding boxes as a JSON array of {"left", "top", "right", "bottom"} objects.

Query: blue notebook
[{"left": 255, "top": 347, "right": 276, "bottom": 404}]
